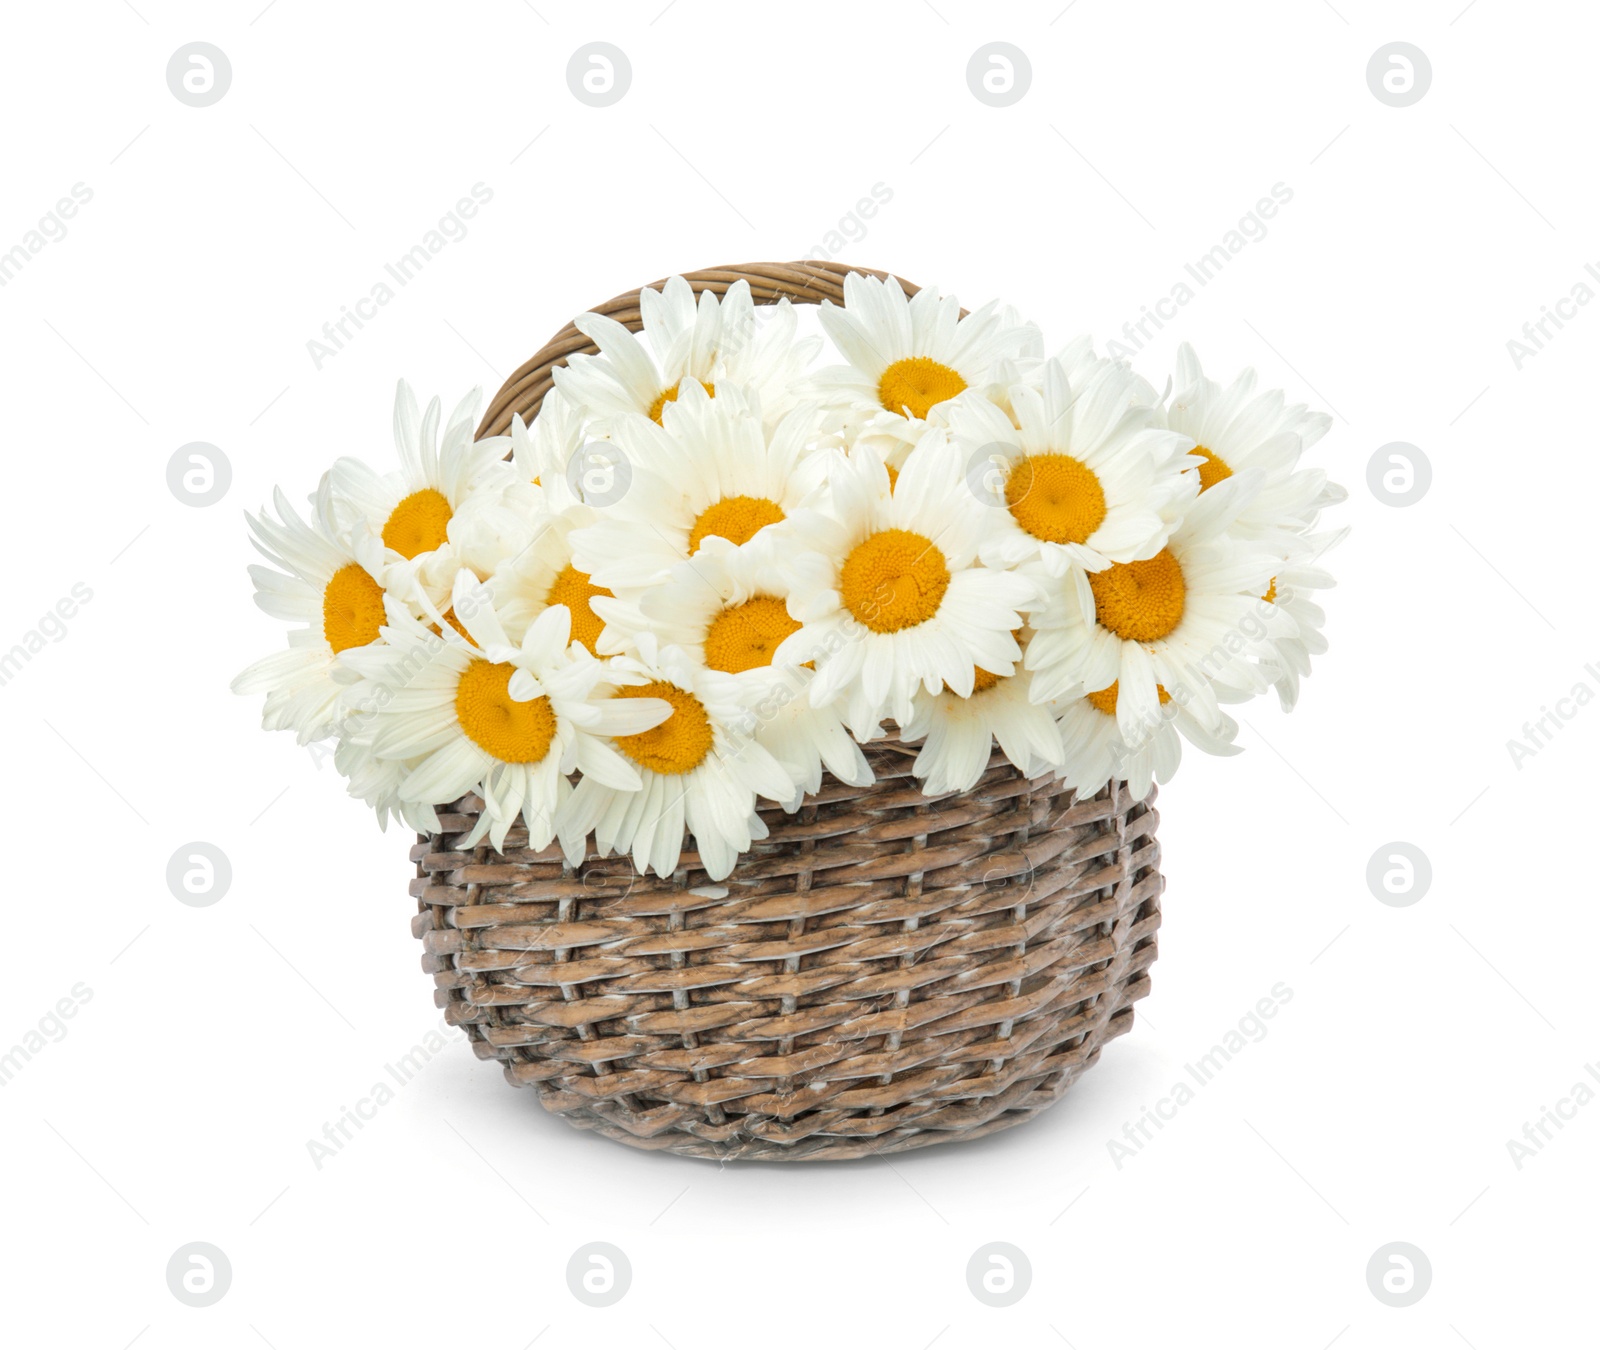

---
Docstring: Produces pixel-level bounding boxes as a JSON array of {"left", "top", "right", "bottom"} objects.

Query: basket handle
[{"left": 474, "top": 260, "right": 926, "bottom": 439}]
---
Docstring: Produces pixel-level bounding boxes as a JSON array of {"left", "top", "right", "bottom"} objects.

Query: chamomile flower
[
  {"left": 959, "top": 334, "right": 1157, "bottom": 451},
  {"left": 332, "top": 733, "right": 439, "bottom": 835},
  {"left": 1255, "top": 527, "right": 1346, "bottom": 711},
  {"left": 948, "top": 355, "right": 1198, "bottom": 577},
  {"left": 552, "top": 276, "right": 820, "bottom": 430},
  {"left": 1056, "top": 683, "right": 1241, "bottom": 801},
  {"left": 774, "top": 433, "right": 1041, "bottom": 738},
  {"left": 329, "top": 381, "right": 517, "bottom": 593},
  {"left": 555, "top": 636, "right": 796, "bottom": 880},
  {"left": 343, "top": 572, "right": 670, "bottom": 851},
  {"left": 1165, "top": 344, "right": 1343, "bottom": 537},
  {"left": 486, "top": 503, "right": 615, "bottom": 657},
  {"left": 508, "top": 387, "right": 589, "bottom": 513},
  {"left": 1025, "top": 476, "right": 1287, "bottom": 748},
  {"left": 232, "top": 480, "right": 385, "bottom": 745},
  {"left": 1052, "top": 334, "right": 1163, "bottom": 408},
  {"left": 811, "top": 273, "right": 1040, "bottom": 449},
  {"left": 901, "top": 637, "right": 1062, "bottom": 795},
  {"left": 594, "top": 536, "right": 873, "bottom": 806},
  {"left": 568, "top": 386, "right": 825, "bottom": 592},
  {"left": 482, "top": 393, "right": 629, "bottom": 655}
]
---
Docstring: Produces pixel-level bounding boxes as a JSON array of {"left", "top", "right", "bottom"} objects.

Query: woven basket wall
[{"left": 410, "top": 262, "right": 1166, "bottom": 1161}]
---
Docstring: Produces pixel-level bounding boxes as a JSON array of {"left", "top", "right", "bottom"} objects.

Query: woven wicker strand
[{"left": 415, "top": 262, "right": 1165, "bottom": 1161}]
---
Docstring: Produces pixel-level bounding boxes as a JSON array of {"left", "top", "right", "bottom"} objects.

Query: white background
[{"left": 1, "top": 1, "right": 1594, "bottom": 1346}]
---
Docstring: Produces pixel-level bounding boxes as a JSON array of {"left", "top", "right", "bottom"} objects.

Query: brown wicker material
[{"left": 410, "top": 262, "right": 1166, "bottom": 1161}]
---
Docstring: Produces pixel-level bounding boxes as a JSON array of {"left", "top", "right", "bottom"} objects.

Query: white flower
[
  {"left": 948, "top": 355, "right": 1197, "bottom": 577},
  {"left": 901, "top": 640, "right": 1063, "bottom": 795},
  {"left": 568, "top": 386, "right": 825, "bottom": 593},
  {"left": 774, "top": 433, "right": 1041, "bottom": 738},
  {"left": 1025, "top": 479, "right": 1288, "bottom": 747},
  {"left": 331, "top": 734, "right": 439, "bottom": 835},
  {"left": 235, "top": 278, "right": 1344, "bottom": 867},
  {"left": 508, "top": 385, "right": 589, "bottom": 514},
  {"left": 488, "top": 501, "right": 613, "bottom": 656},
  {"left": 555, "top": 637, "right": 796, "bottom": 880},
  {"left": 595, "top": 536, "right": 873, "bottom": 807},
  {"left": 552, "top": 276, "right": 820, "bottom": 430},
  {"left": 342, "top": 571, "right": 669, "bottom": 851},
  {"left": 1057, "top": 683, "right": 1241, "bottom": 801},
  {"left": 1257, "top": 527, "right": 1346, "bottom": 711},
  {"left": 811, "top": 272, "right": 1041, "bottom": 449},
  {"left": 1164, "top": 344, "right": 1342, "bottom": 537},
  {"left": 231, "top": 479, "right": 384, "bottom": 745},
  {"left": 1053, "top": 334, "right": 1163, "bottom": 407},
  {"left": 328, "top": 381, "right": 516, "bottom": 593}
]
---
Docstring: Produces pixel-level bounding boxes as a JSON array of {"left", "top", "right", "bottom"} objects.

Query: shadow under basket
[{"left": 409, "top": 743, "right": 1163, "bottom": 1162}]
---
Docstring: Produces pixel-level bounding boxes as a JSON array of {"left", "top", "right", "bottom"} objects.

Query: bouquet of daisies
[{"left": 234, "top": 273, "right": 1344, "bottom": 880}]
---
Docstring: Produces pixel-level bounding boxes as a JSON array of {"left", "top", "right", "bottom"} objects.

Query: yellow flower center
[
  {"left": 703, "top": 596, "right": 801, "bottom": 674},
  {"left": 322, "top": 563, "right": 385, "bottom": 654},
  {"left": 432, "top": 607, "right": 475, "bottom": 646},
  {"left": 612, "top": 681, "right": 714, "bottom": 775},
  {"left": 454, "top": 660, "right": 556, "bottom": 764},
  {"left": 877, "top": 356, "right": 967, "bottom": 420},
  {"left": 382, "top": 487, "right": 453, "bottom": 559},
  {"left": 1192, "top": 446, "right": 1232, "bottom": 492},
  {"left": 1086, "top": 681, "right": 1172, "bottom": 717},
  {"left": 648, "top": 378, "right": 715, "bottom": 425},
  {"left": 686, "top": 495, "right": 786, "bottom": 554},
  {"left": 886, "top": 464, "right": 899, "bottom": 492},
  {"left": 1004, "top": 453, "right": 1108, "bottom": 545},
  {"left": 1088, "top": 548, "right": 1187, "bottom": 643},
  {"left": 942, "top": 664, "right": 1005, "bottom": 698},
  {"left": 543, "top": 564, "right": 612, "bottom": 655},
  {"left": 840, "top": 528, "right": 950, "bottom": 633},
  {"left": 1262, "top": 577, "right": 1278, "bottom": 605}
]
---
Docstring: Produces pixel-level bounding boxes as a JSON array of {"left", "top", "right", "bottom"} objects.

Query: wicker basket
[{"left": 409, "top": 262, "right": 1166, "bottom": 1161}]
